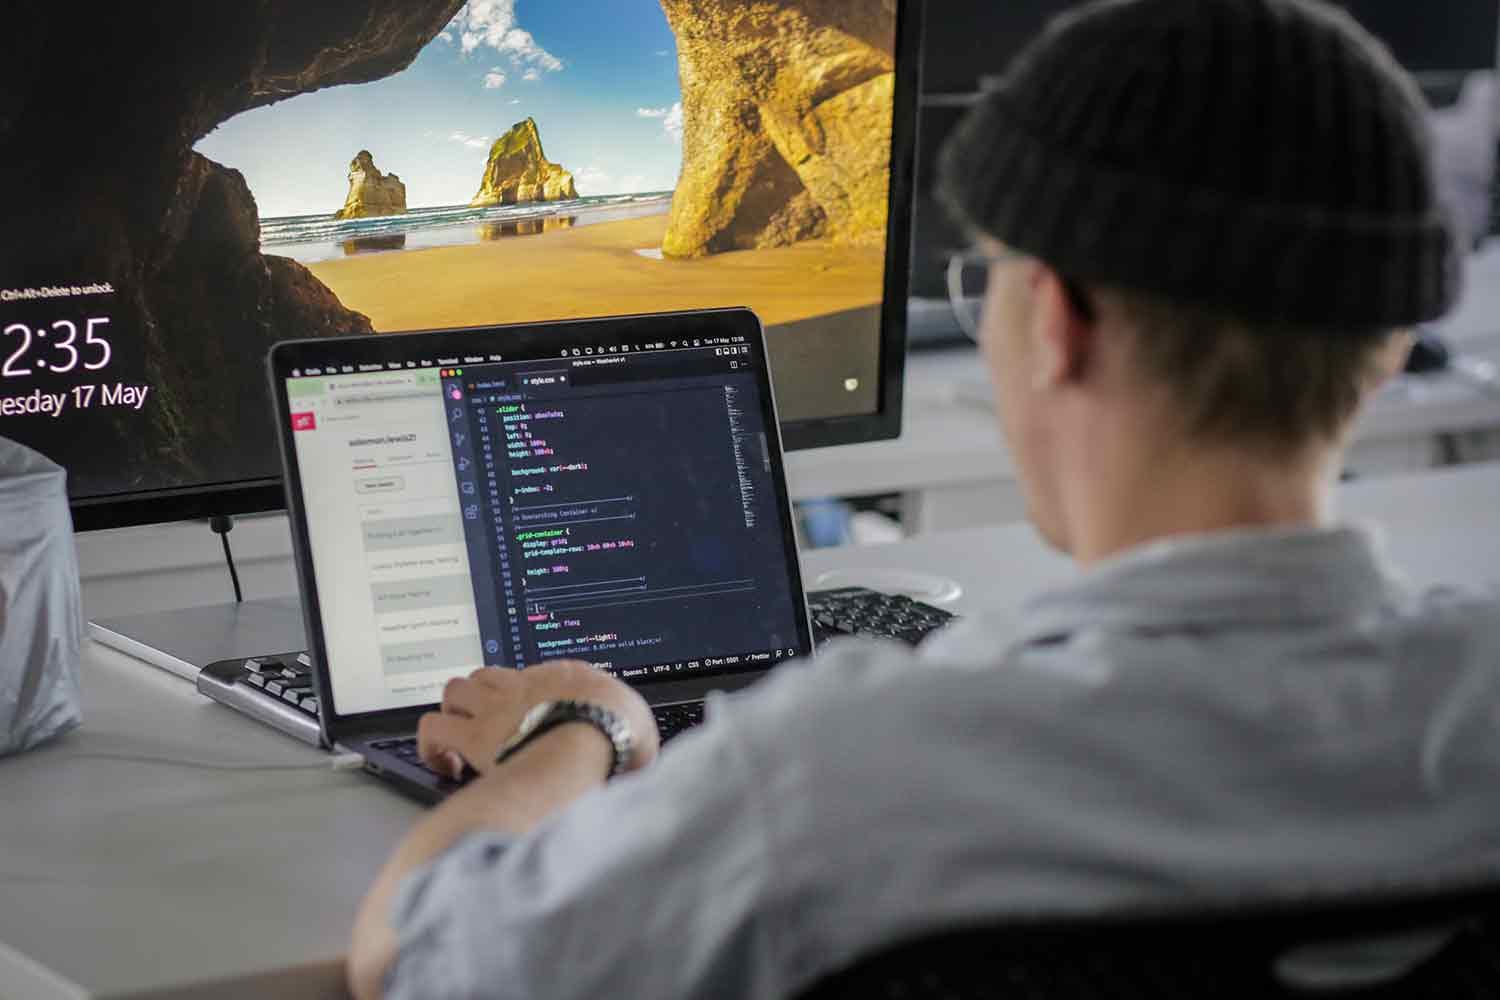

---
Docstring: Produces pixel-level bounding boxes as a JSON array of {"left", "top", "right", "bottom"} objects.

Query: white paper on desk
[{"left": 0, "top": 437, "right": 82, "bottom": 756}]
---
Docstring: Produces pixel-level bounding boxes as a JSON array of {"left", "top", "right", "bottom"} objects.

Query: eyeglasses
[
  {"left": 946, "top": 249, "right": 1021, "bottom": 341},
  {"left": 945, "top": 249, "right": 1097, "bottom": 340}
]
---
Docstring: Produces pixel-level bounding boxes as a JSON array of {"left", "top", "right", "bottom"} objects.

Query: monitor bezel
[
  {"left": 774, "top": 0, "right": 921, "bottom": 452},
  {"left": 64, "top": 0, "right": 923, "bottom": 531},
  {"left": 267, "top": 308, "right": 816, "bottom": 739}
]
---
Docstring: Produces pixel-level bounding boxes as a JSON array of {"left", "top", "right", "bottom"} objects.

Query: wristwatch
[{"left": 495, "top": 699, "right": 634, "bottom": 779}]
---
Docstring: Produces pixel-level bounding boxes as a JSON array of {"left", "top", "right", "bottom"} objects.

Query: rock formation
[
  {"left": 334, "top": 150, "right": 408, "bottom": 219},
  {"left": 657, "top": 0, "right": 898, "bottom": 258},
  {"left": 480, "top": 215, "right": 577, "bottom": 240},
  {"left": 0, "top": 0, "right": 460, "bottom": 493},
  {"left": 470, "top": 118, "right": 580, "bottom": 207},
  {"left": 343, "top": 234, "right": 409, "bottom": 255}
]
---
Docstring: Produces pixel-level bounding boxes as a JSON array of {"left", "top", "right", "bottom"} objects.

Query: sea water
[{"left": 260, "top": 192, "right": 673, "bottom": 264}]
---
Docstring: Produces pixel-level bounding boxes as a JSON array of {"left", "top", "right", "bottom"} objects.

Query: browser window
[{"left": 290, "top": 368, "right": 482, "bottom": 714}]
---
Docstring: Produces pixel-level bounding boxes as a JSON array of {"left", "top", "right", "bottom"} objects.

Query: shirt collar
[{"left": 1013, "top": 523, "right": 1406, "bottom": 645}]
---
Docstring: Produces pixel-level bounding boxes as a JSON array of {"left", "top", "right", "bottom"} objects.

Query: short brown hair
[{"left": 1103, "top": 288, "right": 1401, "bottom": 451}]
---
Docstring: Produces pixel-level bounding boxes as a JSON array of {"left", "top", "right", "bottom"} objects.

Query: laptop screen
[{"left": 273, "top": 312, "right": 811, "bottom": 720}]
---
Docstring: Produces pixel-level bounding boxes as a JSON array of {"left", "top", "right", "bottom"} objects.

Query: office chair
[{"left": 796, "top": 881, "right": 1500, "bottom": 999}]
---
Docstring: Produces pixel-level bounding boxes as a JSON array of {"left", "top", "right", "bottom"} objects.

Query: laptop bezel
[{"left": 267, "top": 308, "right": 814, "bottom": 747}]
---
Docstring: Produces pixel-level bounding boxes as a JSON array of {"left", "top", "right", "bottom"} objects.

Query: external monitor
[
  {"left": 906, "top": 0, "right": 1090, "bottom": 343},
  {"left": 0, "top": 0, "right": 921, "bottom": 531}
]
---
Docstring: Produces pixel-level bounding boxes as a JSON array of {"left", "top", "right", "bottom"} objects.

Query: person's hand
[{"left": 416, "top": 660, "right": 660, "bottom": 780}]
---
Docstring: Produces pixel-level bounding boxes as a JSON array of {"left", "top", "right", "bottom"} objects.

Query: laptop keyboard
[
  {"left": 369, "top": 735, "right": 436, "bottom": 769},
  {"left": 365, "top": 700, "right": 707, "bottom": 780},
  {"left": 654, "top": 701, "right": 706, "bottom": 742},
  {"left": 199, "top": 587, "right": 955, "bottom": 747}
]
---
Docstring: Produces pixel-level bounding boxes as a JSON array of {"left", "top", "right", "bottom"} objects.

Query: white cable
[
  {"left": 65, "top": 751, "right": 364, "bottom": 772},
  {"left": 329, "top": 752, "right": 368, "bottom": 771}
]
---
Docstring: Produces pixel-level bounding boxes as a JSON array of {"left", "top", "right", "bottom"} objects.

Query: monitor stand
[{"left": 88, "top": 596, "right": 307, "bottom": 681}]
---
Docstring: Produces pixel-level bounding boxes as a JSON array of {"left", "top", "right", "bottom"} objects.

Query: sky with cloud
[{"left": 196, "top": 0, "right": 683, "bottom": 217}]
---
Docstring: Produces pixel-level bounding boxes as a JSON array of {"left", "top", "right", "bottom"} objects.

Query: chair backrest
[{"left": 795, "top": 882, "right": 1500, "bottom": 1000}]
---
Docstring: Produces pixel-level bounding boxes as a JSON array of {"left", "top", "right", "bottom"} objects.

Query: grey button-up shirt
[{"left": 385, "top": 525, "right": 1500, "bottom": 999}]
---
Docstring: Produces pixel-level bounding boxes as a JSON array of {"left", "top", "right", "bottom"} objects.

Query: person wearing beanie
[{"left": 348, "top": 3, "right": 1500, "bottom": 998}]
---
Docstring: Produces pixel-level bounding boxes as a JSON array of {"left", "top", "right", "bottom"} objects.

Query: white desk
[
  {"left": 0, "top": 651, "right": 409, "bottom": 1000},
  {"left": 4, "top": 463, "right": 1498, "bottom": 998}
]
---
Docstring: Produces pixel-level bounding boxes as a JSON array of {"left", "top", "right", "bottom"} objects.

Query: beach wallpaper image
[
  {"left": 0, "top": 0, "right": 898, "bottom": 497},
  {"left": 205, "top": 0, "right": 898, "bottom": 363}
]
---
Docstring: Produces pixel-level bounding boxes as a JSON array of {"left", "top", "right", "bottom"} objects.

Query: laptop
[{"left": 266, "top": 309, "right": 817, "bottom": 802}]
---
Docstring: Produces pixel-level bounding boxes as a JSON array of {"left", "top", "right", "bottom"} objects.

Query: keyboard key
[
  {"left": 244, "top": 672, "right": 267, "bottom": 689},
  {"left": 299, "top": 696, "right": 318, "bottom": 715},
  {"left": 369, "top": 736, "right": 479, "bottom": 784},
  {"left": 653, "top": 702, "right": 706, "bottom": 744}
]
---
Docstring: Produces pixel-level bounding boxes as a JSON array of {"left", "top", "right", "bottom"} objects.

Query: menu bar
[{"left": 289, "top": 335, "right": 752, "bottom": 379}]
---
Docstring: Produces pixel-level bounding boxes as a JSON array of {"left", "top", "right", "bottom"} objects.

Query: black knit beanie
[{"left": 937, "top": 0, "right": 1462, "bottom": 329}]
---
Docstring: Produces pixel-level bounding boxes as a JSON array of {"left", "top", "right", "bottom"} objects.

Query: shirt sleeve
[
  {"left": 380, "top": 639, "right": 994, "bottom": 1000},
  {"left": 381, "top": 698, "right": 784, "bottom": 1000}
]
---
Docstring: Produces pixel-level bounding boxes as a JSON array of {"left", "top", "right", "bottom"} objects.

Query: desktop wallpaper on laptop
[{"left": 0, "top": 0, "right": 898, "bottom": 500}]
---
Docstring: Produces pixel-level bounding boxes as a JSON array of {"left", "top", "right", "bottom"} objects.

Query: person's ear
[
  {"left": 1368, "top": 330, "right": 1416, "bottom": 389},
  {"left": 1025, "top": 265, "right": 1095, "bottom": 390}
]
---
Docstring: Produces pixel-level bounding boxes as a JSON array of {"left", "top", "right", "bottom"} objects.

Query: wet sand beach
[{"left": 305, "top": 214, "right": 886, "bottom": 333}]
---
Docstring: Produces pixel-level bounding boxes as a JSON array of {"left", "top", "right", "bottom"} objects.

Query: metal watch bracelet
[{"left": 494, "top": 699, "right": 633, "bottom": 779}]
